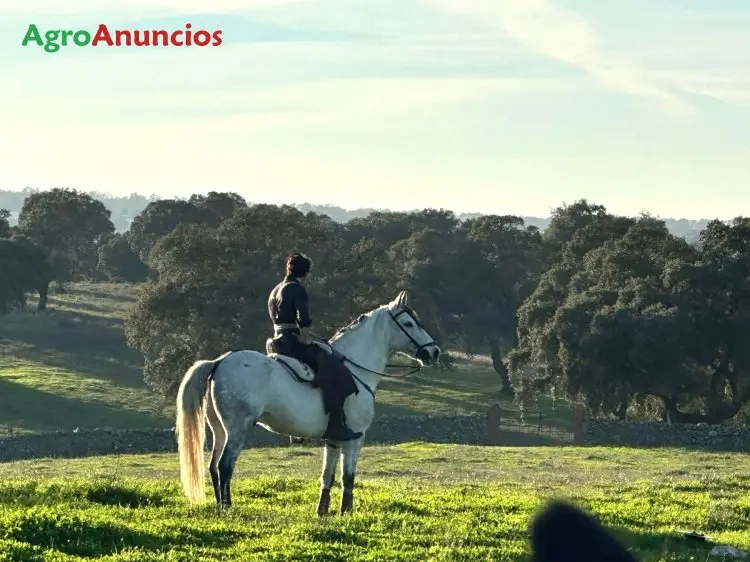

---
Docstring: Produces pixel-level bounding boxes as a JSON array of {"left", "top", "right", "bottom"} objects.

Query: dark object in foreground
[{"left": 530, "top": 500, "right": 638, "bottom": 562}]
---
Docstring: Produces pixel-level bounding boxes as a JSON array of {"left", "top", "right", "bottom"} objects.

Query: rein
[
  {"left": 318, "top": 305, "right": 438, "bottom": 394},
  {"left": 315, "top": 336, "right": 423, "bottom": 379},
  {"left": 344, "top": 355, "right": 423, "bottom": 379},
  {"left": 324, "top": 344, "right": 422, "bottom": 401}
]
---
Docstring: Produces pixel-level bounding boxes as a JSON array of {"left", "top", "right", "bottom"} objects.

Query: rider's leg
[
  {"left": 283, "top": 338, "right": 361, "bottom": 441},
  {"left": 324, "top": 408, "right": 362, "bottom": 441},
  {"left": 314, "top": 351, "right": 362, "bottom": 441}
]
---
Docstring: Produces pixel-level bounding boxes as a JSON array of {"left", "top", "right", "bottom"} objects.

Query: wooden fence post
[
  {"left": 572, "top": 405, "right": 586, "bottom": 445},
  {"left": 487, "top": 404, "right": 502, "bottom": 445}
]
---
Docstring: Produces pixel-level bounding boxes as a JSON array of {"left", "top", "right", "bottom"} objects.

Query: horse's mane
[
  {"left": 329, "top": 305, "right": 388, "bottom": 342},
  {"left": 328, "top": 301, "right": 423, "bottom": 343}
]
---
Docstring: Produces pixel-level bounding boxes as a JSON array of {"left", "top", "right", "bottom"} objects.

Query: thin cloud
[
  {"left": 425, "top": 0, "right": 694, "bottom": 116},
  {"left": 6, "top": 76, "right": 569, "bottom": 130},
  {"left": 654, "top": 68, "right": 750, "bottom": 106}
]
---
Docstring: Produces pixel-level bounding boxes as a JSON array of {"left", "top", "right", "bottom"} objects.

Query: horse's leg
[
  {"left": 316, "top": 442, "right": 339, "bottom": 517},
  {"left": 217, "top": 434, "right": 244, "bottom": 509},
  {"left": 206, "top": 386, "right": 227, "bottom": 506},
  {"left": 208, "top": 353, "right": 270, "bottom": 509},
  {"left": 340, "top": 437, "right": 364, "bottom": 515},
  {"left": 217, "top": 413, "right": 253, "bottom": 509}
]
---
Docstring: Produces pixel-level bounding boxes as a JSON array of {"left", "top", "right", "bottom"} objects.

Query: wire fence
[{"left": 486, "top": 403, "right": 585, "bottom": 445}]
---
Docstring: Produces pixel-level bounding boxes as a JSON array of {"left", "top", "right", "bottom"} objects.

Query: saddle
[
  {"left": 264, "top": 336, "right": 335, "bottom": 385},
  {"left": 265, "top": 337, "right": 361, "bottom": 411}
]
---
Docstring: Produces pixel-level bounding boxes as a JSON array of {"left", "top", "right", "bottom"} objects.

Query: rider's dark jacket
[
  {"left": 266, "top": 273, "right": 360, "bottom": 412},
  {"left": 267, "top": 274, "right": 312, "bottom": 337}
]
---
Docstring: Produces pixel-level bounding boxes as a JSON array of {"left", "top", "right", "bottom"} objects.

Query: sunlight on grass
[
  {"left": 38, "top": 281, "right": 142, "bottom": 319},
  {"left": 0, "top": 360, "right": 170, "bottom": 432},
  {"left": 0, "top": 444, "right": 748, "bottom": 561}
]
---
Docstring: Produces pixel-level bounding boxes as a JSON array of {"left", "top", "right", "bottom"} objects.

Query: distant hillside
[
  {"left": 0, "top": 188, "right": 159, "bottom": 233},
  {"left": 0, "top": 188, "right": 709, "bottom": 243}
]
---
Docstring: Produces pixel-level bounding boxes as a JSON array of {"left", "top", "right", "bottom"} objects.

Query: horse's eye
[{"left": 403, "top": 321, "right": 414, "bottom": 328}]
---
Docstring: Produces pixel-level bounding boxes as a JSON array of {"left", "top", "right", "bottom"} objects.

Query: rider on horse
[{"left": 267, "top": 252, "right": 362, "bottom": 442}]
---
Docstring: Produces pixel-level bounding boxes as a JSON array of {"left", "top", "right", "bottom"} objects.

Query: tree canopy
[
  {"left": 0, "top": 209, "right": 10, "bottom": 239},
  {"left": 509, "top": 212, "right": 750, "bottom": 424},
  {"left": 14, "top": 188, "right": 115, "bottom": 309},
  {"left": 4, "top": 187, "right": 750, "bottom": 425}
]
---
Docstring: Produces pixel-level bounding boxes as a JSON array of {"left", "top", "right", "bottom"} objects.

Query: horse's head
[{"left": 385, "top": 290, "right": 441, "bottom": 365}]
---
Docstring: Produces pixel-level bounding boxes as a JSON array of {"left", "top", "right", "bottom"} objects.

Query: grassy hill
[
  {"left": 0, "top": 444, "right": 747, "bottom": 560},
  {"left": 0, "top": 283, "right": 167, "bottom": 435},
  {"left": 0, "top": 283, "right": 564, "bottom": 436}
]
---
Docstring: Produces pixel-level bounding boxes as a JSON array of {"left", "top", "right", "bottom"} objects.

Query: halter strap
[
  {"left": 322, "top": 305, "right": 439, "bottom": 397},
  {"left": 388, "top": 306, "right": 439, "bottom": 357}
]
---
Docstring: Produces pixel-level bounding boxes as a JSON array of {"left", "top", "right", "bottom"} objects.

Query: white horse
[{"left": 175, "top": 290, "right": 441, "bottom": 515}]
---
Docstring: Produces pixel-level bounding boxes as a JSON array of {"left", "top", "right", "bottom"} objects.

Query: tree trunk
[
  {"left": 615, "top": 399, "right": 628, "bottom": 420},
  {"left": 37, "top": 282, "right": 49, "bottom": 311},
  {"left": 489, "top": 338, "right": 514, "bottom": 396}
]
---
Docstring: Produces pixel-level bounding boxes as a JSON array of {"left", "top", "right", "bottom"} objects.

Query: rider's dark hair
[{"left": 286, "top": 252, "right": 312, "bottom": 278}]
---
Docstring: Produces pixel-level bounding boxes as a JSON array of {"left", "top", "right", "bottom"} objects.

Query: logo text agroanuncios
[{"left": 22, "top": 23, "right": 223, "bottom": 53}]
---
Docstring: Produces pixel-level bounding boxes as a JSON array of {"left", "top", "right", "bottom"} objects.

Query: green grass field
[
  {"left": 0, "top": 282, "right": 566, "bottom": 436},
  {"left": 0, "top": 444, "right": 748, "bottom": 561}
]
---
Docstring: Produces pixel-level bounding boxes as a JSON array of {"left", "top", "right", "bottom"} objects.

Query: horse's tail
[{"left": 175, "top": 359, "right": 216, "bottom": 503}]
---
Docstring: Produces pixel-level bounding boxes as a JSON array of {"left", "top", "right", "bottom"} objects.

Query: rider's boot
[{"left": 323, "top": 409, "right": 362, "bottom": 441}]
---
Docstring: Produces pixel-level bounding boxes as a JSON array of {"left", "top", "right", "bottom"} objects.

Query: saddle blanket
[{"left": 266, "top": 353, "right": 316, "bottom": 383}]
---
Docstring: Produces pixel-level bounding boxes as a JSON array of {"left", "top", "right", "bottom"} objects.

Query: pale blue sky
[{"left": 1, "top": 0, "right": 748, "bottom": 219}]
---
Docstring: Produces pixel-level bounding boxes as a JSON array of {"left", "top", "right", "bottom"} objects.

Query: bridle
[
  {"left": 326, "top": 304, "right": 440, "bottom": 395},
  {"left": 388, "top": 305, "right": 440, "bottom": 362}
]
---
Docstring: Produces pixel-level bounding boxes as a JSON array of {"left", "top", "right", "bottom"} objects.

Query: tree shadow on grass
[
  {"left": 9, "top": 513, "right": 241, "bottom": 558},
  {"left": 0, "top": 307, "right": 145, "bottom": 389},
  {"left": 0, "top": 378, "right": 168, "bottom": 432}
]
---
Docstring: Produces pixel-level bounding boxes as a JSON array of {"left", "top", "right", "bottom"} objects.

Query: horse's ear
[
  {"left": 390, "top": 291, "right": 406, "bottom": 308},
  {"left": 392, "top": 290, "right": 408, "bottom": 307}
]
